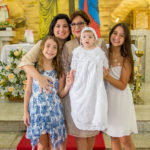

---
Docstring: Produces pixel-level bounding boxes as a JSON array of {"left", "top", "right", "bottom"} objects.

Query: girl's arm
[
  {"left": 104, "top": 59, "right": 131, "bottom": 90},
  {"left": 58, "top": 71, "right": 74, "bottom": 98},
  {"left": 24, "top": 74, "right": 32, "bottom": 126},
  {"left": 59, "top": 47, "right": 77, "bottom": 98}
]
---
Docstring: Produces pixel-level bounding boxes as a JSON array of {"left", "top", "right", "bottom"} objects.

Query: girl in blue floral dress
[{"left": 24, "top": 36, "right": 74, "bottom": 150}]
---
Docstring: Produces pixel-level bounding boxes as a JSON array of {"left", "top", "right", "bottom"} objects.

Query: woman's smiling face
[
  {"left": 53, "top": 19, "right": 70, "bottom": 40},
  {"left": 71, "top": 16, "right": 87, "bottom": 40}
]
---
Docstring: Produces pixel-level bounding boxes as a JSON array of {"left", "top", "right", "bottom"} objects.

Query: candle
[{"left": 138, "top": 37, "right": 143, "bottom": 51}]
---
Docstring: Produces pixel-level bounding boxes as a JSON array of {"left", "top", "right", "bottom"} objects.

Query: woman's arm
[
  {"left": 23, "top": 66, "right": 53, "bottom": 93},
  {"left": 18, "top": 41, "right": 53, "bottom": 93},
  {"left": 18, "top": 41, "right": 42, "bottom": 68},
  {"left": 24, "top": 74, "right": 32, "bottom": 126},
  {"left": 104, "top": 59, "right": 131, "bottom": 90},
  {"left": 58, "top": 71, "right": 74, "bottom": 98}
]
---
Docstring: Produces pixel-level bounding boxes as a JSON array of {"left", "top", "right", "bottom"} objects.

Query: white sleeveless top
[{"left": 69, "top": 46, "right": 108, "bottom": 131}]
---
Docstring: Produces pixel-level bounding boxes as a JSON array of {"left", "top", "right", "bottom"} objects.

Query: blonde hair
[{"left": 37, "top": 35, "right": 63, "bottom": 78}]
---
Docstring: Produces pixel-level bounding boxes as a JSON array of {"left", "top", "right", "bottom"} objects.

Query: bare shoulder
[
  {"left": 124, "top": 57, "right": 131, "bottom": 66},
  {"left": 122, "top": 57, "right": 132, "bottom": 71}
]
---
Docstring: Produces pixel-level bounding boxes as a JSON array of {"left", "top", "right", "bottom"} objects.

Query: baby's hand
[
  {"left": 66, "top": 70, "right": 75, "bottom": 88},
  {"left": 24, "top": 112, "right": 30, "bottom": 126},
  {"left": 103, "top": 67, "right": 110, "bottom": 79}
]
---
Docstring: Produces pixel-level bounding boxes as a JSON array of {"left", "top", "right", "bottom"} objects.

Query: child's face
[
  {"left": 43, "top": 39, "right": 57, "bottom": 60},
  {"left": 81, "top": 31, "right": 96, "bottom": 49},
  {"left": 110, "top": 26, "right": 125, "bottom": 47}
]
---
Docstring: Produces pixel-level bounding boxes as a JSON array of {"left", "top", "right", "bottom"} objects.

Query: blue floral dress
[{"left": 26, "top": 69, "right": 67, "bottom": 149}]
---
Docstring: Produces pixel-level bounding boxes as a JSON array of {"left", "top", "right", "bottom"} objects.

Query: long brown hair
[
  {"left": 37, "top": 36, "right": 63, "bottom": 78},
  {"left": 48, "top": 14, "right": 71, "bottom": 41},
  {"left": 109, "top": 23, "right": 134, "bottom": 83}
]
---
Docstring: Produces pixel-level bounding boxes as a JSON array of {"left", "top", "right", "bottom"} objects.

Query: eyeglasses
[{"left": 70, "top": 22, "right": 86, "bottom": 27}]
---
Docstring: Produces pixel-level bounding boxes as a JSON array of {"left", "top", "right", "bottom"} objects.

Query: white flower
[
  {"left": 8, "top": 58, "right": 14, "bottom": 63},
  {"left": 13, "top": 68, "right": 20, "bottom": 74}
]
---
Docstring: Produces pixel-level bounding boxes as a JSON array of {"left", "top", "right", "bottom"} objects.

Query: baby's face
[{"left": 81, "top": 31, "right": 96, "bottom": 49}]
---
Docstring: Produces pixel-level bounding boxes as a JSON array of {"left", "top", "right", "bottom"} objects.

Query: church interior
[{"left": 0, "top": 0, "right": 150, "bottom": 149}]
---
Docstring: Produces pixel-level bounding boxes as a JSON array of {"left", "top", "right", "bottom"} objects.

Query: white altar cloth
[{"left": 0, "top": 43, "right": 34, "bottom": 63}]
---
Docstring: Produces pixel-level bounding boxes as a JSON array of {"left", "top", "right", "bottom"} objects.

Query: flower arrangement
[
  {"left": 0, "top": 18, "right": 16, "bottom": 30},
  {"left": 0, "top": 48, "right": 26, "bottom": 100}
]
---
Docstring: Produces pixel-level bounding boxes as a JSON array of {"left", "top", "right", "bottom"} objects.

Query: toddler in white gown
[{"left": 69, "top": 27, "right": 108, "bottom": 131}]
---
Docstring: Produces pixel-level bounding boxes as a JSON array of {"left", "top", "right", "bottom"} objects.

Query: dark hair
[
  {"left": 70, "top": 10, "right": 90, "bottom": 25},
  {"left": 48, "top": 14, "right": 71, "bottom": 41},
  {"left": 109, "top": 23, "right": 134, "bottom": 83},
  {"left": 38, "top": 35, "right": 63, "bottom": 78}
]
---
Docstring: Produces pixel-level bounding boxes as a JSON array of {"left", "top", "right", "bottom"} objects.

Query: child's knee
[
  {"left": 38, "top": 143, "right": 49, "bottom": 150},
  {"left": 120, "top": 136, "right": 132, "bottom": 147},
  {"left": 38, "top": 134, "right": 49, "bottom": 149},
  {"left": 111, "top": 137, "right": 120, "bottom": 143}
]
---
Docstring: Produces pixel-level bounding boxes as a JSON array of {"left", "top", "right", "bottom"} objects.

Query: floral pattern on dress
[{"left": 26, "top": 70, "right": 67, "bottom": 149}]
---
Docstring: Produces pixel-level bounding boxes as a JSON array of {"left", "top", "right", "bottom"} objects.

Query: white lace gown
[
  {"left": 69, "top": 46, "right": 108, "bottom": 131},
  {"left": 105, "top": 66, "right": 138, "bottom": 137}
]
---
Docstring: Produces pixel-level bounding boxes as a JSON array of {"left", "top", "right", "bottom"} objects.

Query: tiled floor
[{"left": 0, "top": 132, "right": 23, "bottom": 149}]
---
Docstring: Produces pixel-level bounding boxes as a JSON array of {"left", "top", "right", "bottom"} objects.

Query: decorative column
[{"left": 134, "top": 50, "right": 144, "bottom": 104}]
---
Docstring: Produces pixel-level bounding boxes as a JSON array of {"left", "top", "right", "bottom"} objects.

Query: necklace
[{"left": 113, "top": 58, "right": 121, "bottom": 66}]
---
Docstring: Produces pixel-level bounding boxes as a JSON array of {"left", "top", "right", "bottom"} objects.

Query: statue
[{"left": 0, "top": 0, "right": 9, "bottom": 22}]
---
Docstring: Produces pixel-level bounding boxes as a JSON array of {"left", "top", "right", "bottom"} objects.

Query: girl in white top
[
  {"left": 69, "top": 27, "right": 108, "bottom": 132},
  {"left": 103, "top": 23, "right": 137, "bottom": 150}
]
